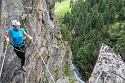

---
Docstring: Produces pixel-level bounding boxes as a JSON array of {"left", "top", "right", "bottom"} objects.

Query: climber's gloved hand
[
  {"left": 6, "top": 37, "right": 9, "bottom": 43},
  {"left": 28, "top": 36, "right": 33, "bottom": 40}
]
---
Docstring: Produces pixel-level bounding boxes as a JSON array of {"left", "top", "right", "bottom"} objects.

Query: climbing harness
[
  {"left": 32, "top": 40, "right": 56, "bottom": 83},
  {"left": 0, "top": 42, "right": 8, "bottom": 79},
  {"left": 9, "top": 40, "right": 32, "bottom": 52}
]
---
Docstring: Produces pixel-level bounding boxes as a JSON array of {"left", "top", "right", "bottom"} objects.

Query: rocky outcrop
[
  {"left": 0, "top": 0, "right": 73, "bottom": 83},
  {"left": 89, "top": 43, "right": 125, "bottom": 83}
]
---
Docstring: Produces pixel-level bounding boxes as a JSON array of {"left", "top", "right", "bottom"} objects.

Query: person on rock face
[{"left": 4, "top": 20, "right": 33, "bottom": 72}]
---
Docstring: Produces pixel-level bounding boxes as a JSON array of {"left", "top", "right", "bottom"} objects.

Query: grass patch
[{"left": 54, "top": 0, "right": 71, "bottom": 17}]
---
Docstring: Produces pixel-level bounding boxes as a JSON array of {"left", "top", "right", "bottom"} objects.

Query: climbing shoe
[{"left": 22, "top": 66, "right": 27, "bottom": 72}]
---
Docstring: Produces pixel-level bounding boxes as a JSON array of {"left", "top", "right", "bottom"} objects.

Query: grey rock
[
  {"left": 0, "top": 0, "right": 74, "bottom": 83},
  {"left": 89, "top": 43, "right": 125, "bottom": 83}
]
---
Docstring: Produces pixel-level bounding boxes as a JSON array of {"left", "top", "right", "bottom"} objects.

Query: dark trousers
[{"left": 14, "top": 45, "right": 25, "bottom": 67}]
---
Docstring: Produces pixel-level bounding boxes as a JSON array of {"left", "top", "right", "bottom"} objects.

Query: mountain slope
[{"left": 0, "top": 0, "right": 75, "bottom": 83}]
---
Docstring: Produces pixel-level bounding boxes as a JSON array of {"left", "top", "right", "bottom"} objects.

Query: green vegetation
[
  {"left": 20, "top": 21, "right": 25, "bottom": 29},
  {"left": 57, "top": 0, "right": 125, "bottom": 81},
  {"left": 59, "top": 18, "right": 72, "bottom": 46},
  {"left": 43, "top": 76, "right": 49, "bottom": 83},
  {"left": 69, "top": 77, "right": 76, "bottom": 83},
  {"left": 55, "top": 34, "right": 62, "bottom": 40},
  {"left": 55, "top": 0, "right": 77, "bottom": 17},
  {"left": 54, "top": 69, "right": 60, "bottom": 81},
  {"left": 33, "top": 0, "right": 38, "bottom": 7},
  {"left": 64, "top": 61, "right": 72, "bottom": 76},
  {"left": 56, "top": 0, "right": 64, "bottom": 3},
  {"left": 20, "top": 20, "right": 26, "bottom": 31},
  {"left": 55, "top": 0, "right": 71, "bottom": 17},
  {"left": 64, "top": 61, "right": 75, "bottom": 83}
]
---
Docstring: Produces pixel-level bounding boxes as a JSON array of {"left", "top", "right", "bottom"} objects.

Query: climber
[{"left": 4, "top": 20, "right": 33, "bottom": 72}]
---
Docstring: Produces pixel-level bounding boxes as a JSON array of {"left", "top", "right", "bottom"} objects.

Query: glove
[
  {"left": 6, "top": 37, "right": 9, "bottom": 42},
  {"left": 28, "top": 36, "right": 33, "bottom": 40}
]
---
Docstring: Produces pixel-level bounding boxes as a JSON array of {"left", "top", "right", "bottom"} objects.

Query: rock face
[
  {"left": 89, "top": 43, "right": 125, "bottom": 83},
  {"left": 0, "top": 0, "right": 73, "bottom": 83}
]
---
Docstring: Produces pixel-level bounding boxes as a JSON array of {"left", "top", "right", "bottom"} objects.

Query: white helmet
[{"left": 12, "top": 20, "right": 21, "bottom": 26}]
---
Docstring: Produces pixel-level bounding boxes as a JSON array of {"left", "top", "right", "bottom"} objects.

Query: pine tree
[
  {"left": 118, "top": 7, "right": 125, "bottom": 20},
  {"left": 61, "top": 0, "right": 125, "bottom": 81},
  {"left": 109, "top": 6, "right": 116, "bottom": 23},
  {"left": 70, "top": 0, "right": 74, "bottom": 8},
  {"left": 103, "top": 4, "right": 110, "bottom": 24}
]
